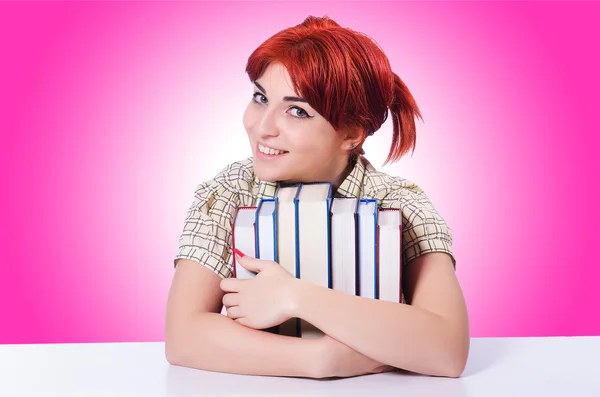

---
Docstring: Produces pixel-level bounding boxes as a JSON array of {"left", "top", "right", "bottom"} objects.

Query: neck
[
  {"left": 276, "top": 155, "right": 356, "bottom": 190},
  {"left": 331, "top": 155, "right": 356, "bottom": 192}
]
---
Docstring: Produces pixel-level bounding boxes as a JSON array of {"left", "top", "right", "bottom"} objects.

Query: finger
[
  {"left": 234, "top": 250, "right": 266, "bottom": 273},
  {"left": 234, "top": 317, "right": 251, "bottom": 327},
  {"left": 222, "top": 292, "right": 241, "bottom": 307},
  {"left": 220, "top": 278, "right": 243, "bottom": 293},
  {"left": 226, "top": 305, "right": 242, "bottom": 319}
]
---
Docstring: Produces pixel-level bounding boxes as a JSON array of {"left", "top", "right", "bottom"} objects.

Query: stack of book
[{"left": 232, "top": 182, "right": 403, "bottom": 338}]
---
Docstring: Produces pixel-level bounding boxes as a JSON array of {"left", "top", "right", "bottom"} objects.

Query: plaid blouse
[{"left": 174, "top": 155, "right": 456, "bottom": 279}]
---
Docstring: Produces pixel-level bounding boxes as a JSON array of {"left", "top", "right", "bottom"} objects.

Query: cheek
[
  {"left": 292, "top": 138, "right": 316, "bottom": 152},
  {"left": 242, "top": 105, "right": 254, "bottom": 133},
  {"left": 288, "top": 129, "right": 322, "bottom": 152},
  {"left": 290, "top": 132, "right": 336, "bottom": 157}
]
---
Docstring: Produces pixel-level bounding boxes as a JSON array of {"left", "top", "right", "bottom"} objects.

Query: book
[
  {"left": 357, "top": 199, "right": 379, "bottom": 299},
  {"left": 295, "top": 182, "right": 332, "bottom": 338},
  {"left": 275, "top": 184, "right": 302, "bottom": 337},
  {"left": 227, "top": 206, "right": 257, "bottom": 316},
  {"left": 255, "top": 198, "right": 278, "bottom": 263},
  {"left": 255, "top": 198, "right": 279, "bottom": 334},
  {"left": 231, "top": 191, "right": 404, "bottom": 336},
  {"left": 377, "top": 208, "right": 403, "bottom": 302},
  {"left": 275, "top": 185, "right": 301, "bottom": 277},
  {"left": 331, "top": 197, "right": 359, "bottom": 296},
  {"left": 232, "top": 206, "right": 257, "bottom": 280}
]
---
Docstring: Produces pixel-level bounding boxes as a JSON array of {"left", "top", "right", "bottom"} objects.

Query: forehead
[{"left": 257, "top": 62, "right": 297, "bottom": 94}]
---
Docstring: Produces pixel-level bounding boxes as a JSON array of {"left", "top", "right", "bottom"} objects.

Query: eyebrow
[{"left": 254, "top": 81, "right": 308, "bottom": 103}]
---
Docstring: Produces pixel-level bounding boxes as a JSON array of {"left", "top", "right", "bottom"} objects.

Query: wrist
[{"left": 285, "top": 277, "right": 309, "bottom": 318}]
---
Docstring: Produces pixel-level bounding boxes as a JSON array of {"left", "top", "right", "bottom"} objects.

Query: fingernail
[{"left": 233, "top": 248, "right": 245, "bottom": 258}]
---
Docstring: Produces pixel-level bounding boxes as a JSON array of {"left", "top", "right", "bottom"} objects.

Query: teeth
[{"left": 258, "top": 143, "right": 286, "bottom": 156}]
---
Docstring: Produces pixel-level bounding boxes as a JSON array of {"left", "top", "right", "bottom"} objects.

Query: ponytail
[{"left": 383, "top": 73, "right": 422, "bottom": 165}]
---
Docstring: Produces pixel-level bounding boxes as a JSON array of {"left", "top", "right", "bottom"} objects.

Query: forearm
[
  {"left": 166, "top": 312, "right": 320, "bottom": 378},
  {"left": 291, "top": 281, "right": 468, "bottom": 377}
]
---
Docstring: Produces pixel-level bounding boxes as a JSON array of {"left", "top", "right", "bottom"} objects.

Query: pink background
[{"left": 1, "top": 1, "right": 598, "bottom": 344}]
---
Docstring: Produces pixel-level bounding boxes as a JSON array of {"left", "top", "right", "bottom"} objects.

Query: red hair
[{"left": 245, "top": 15, "right": 422, "bottom": 165}]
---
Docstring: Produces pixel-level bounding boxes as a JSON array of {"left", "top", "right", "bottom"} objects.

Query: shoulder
[
  {"left": 361, "top": 156, "right": 456, "bottom": 266},
  {"left": 190, "top": 157, "right": 257, "bottom": 209},
  {"left": 359, "top": 156, "right": 425, "bottom": 206},
  {"left": 364, "top": 159, "right": 448, "bottom": 228},
  {"left": 193, "top": 157, "right": 255, "bottom": 197},
  {"left": 211, "top": 157, "right": 255, "bottom": 188}
]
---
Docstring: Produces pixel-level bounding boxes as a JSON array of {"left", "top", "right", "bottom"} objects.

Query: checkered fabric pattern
[{"left": 174, "top": 155, "right": 456, "bottom": 279}]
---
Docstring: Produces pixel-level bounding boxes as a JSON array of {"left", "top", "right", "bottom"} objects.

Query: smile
[{"left": 258, "top": 143, "right": 288, "bottom": 156}]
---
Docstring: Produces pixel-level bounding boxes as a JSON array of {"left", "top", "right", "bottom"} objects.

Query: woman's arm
[
  {"left": 167, "top": 311, "right": 322, "bottom": 378},
  {"left": 165, "top": 259, "right": 321, "bottom": 378},
  {"left": 288, "top": 252, "right": 470, "bottom": 378}
]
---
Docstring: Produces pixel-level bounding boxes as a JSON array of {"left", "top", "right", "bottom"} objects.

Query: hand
[
  {"left": 220, "top": 249, "right": 297, "bottom": 330},
  {"left": 316, "top": 335, "right": 396, "bottom": 378}
]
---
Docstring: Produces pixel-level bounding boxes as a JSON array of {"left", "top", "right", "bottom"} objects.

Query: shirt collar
[{"left": 335, "top": 155, "right": 367, "bottom": 199}]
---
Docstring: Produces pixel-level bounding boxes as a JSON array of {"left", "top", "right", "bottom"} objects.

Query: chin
[{"left": 253, "top": 163, "right": 284, "bottom": 182}]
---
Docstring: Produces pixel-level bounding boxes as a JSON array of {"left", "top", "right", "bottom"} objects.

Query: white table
[{"left": 0, "top": 337, "right": 598, "bottom": 396}]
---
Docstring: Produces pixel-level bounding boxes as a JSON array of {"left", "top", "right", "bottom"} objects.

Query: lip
[
  {"left": 256, "top": 142, "right": 288, "bottom": 160},
  {"left": 257, "top": 142, "right": 287, "bottom": 152}
]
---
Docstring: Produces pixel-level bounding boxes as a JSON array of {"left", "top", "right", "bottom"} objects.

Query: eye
[
  {"left": 289, "top": 106, "right": 312, "bottom": 119},
  {"left": 252, "top": 92, "right": 267, "bottom": 104},
  {"left": 252, "top": 92, "right": 313, "bottom": 119}
]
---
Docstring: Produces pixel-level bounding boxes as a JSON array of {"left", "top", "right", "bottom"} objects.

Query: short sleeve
[
  {"left": 173, "top": 164, "right": 241, "bottom": 279},
  {"left": 383, "top": 182, "right": 457, "bottom": 269}
]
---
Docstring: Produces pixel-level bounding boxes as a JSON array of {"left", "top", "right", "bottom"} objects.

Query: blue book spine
[
  {"left": 325, "top": 185, "right": 332, "bottom": 290},
  {"left": 293, "top": 186, "right": 303, "bottom": 338},
  {"left": 255, "top": 198, "right": 278, "bottom": 261},
  {"left": 293, "top": 186, "right": 302, "bottom": 280},
  {"left": 254, "top": 199, "right": 263, "bottom": 259},
  {"left": 272, "top": 198, "right": 278, "bottom": 263},
  {"left": 373, "top": 201, "right": 379, "bottom": 300},
  {"left": 353, "top": 203, "right": 360, "bottom": 296}
]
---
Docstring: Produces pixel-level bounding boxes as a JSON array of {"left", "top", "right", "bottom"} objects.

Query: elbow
[
  {"left": 389, "top": 333, "right": 469, "bottom": 378},
  {"left": 442, "top": 354, "right": 467, "bottom": 378},
  {"left": 164, "top": 313, "right": 202, "bottom": 366},
  {"left": 165, "top": 345, "right": 179, "bottom": 366},
  {"left": 164, "top": 312, "right": 215, "bottom": 368},
  {"left": 165, "top": 336, "right": 184, "bottom": 366},
  {"left": 165, "top": 319, "right": 192, "bottom": 366},
  {"left": 434, "top": 314, "right": 470, "bottom": 378},
  {"left": 440, "top": 334, "right": 470, "bottom": 378}
]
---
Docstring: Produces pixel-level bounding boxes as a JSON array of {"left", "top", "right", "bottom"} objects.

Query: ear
[{"left": 341, "top": 126, "right": 366, "bottom": 152}]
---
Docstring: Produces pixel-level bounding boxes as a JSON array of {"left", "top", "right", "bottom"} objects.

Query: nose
[{"left": 255, "top": 106, "right": 280, "bottom": 138}]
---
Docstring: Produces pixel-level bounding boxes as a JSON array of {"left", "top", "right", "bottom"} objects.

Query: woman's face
[{"left": 243, "top": 62, "right": 349, "bottom": 184}]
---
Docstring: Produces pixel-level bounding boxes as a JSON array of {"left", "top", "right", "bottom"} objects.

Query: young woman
[{"left": 165, "top": 15, "right": 469, "bottom": 379}]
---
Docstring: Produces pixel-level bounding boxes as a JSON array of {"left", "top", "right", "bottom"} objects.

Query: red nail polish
[{"left": 234, "top": 248, "right": 245, "bottom": 258}]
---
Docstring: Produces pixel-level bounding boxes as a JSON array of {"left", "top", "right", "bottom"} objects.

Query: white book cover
[
  {"left": 296, "top": 182, "right": 332, "bottom": 339},
  {"left": 275, "top": 185, "right": 301, "bottom": 277},
  {"left": 357, "top": 199, "right": 378, "bottom": 299},
  {"left": 255, "top": 198, "right": 280, "bottom": 334},
  {"left": 331, "top": 197, "right": 358, "bottom": 296},
  {"left": 275, "top": 184, "right": 301, "bottom": 337},
  {"left": 232, "top": 206, "right": 257, "bottom": 280},
  {"left": 378, "top": 208, "right": 402, "bottom": 303}
]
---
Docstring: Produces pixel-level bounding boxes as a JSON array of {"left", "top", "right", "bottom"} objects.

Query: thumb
[{"left": 234, "top": 249, "right": 264, "bottom": 273}]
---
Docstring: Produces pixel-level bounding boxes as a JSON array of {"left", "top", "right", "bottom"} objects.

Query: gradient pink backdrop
[{"left": 1, "top": 1, "right": 598, "bottom": 344}]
